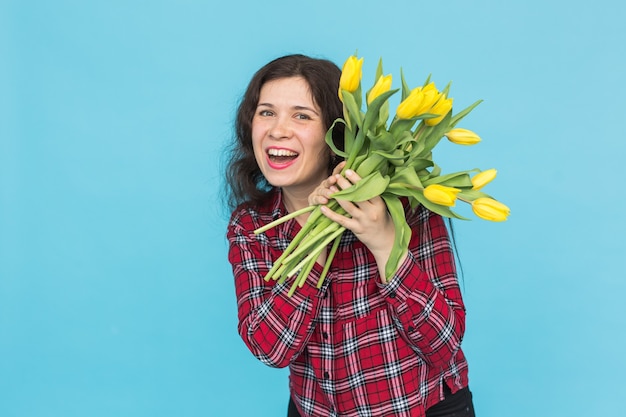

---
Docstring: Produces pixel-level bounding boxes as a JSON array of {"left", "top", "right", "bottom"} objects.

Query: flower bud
[
  {"left": 471, "top": 198, "right": 510, "bottom": 222},
  {"left": 367, "top": 74, "right": 392, "bottom": 105},
  {"left": 424, "top": 96, "right": 453, "bottom": 126},
  {"left": 396, "top": 88, "right": 424, "bottom": 119},
  {"left": 396, "top": 83, "right": 441, "bottom": 120},
  {"left": 338, "top": 56, "right": 364, "bottom": 99},
  {"left": 423, "top": 184, "right": 461, "bottom": 207},
  {"left": 445, "top": 128, "right": 481, "bottom": 146},
  {"left": 418, "top": 83, "right": 441, "bottom": 113},
  {"left": 471, "top": 169, "right": 497, "bottom": 190}
]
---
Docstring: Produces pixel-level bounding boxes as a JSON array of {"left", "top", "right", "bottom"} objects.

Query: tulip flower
[
  {"left": 471, "top": 169, "right": 497, "bottom": 190},
  {"left": 471, "top": 198, "right": 510, "bottom": 222},
  {"left": 446, "top": 128, "right": 481, "bottom": 146},
  {"left": 396, "top": 83, "right": 441, "bottom": 120},
  {"left": 253, "top": 54, "right": 504, "bottom": 297},
  {"left": 338, "top": 56, "right": 364, "bottom": 99},
  {"left": 423, "top": 184, "right": 461, "bottom": 207},
  {"left": 367, "top": 74, "right": 393, "bottom": 105},
  {"left": 418, "top": 83, "right": 441, "bottom": 111},
  {"left": 424, "top": 96, "right": 453, "bottom": 126},
  {"left": 396, "top": 88, "right": 424, "bottom": 119}
]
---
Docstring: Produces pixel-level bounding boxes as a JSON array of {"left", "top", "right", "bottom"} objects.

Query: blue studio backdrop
[{"left": 1, "top": 1, "right": 625, "bottom": 416}]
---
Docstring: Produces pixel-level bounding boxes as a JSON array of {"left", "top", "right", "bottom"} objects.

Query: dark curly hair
[{"left": 224, "top": 54, "right": 344, "bottom": 211}]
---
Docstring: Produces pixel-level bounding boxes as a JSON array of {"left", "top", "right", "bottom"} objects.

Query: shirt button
[
  {"left": 389, "top": 292, "right": 396, "bottom": 298},
  {"left": 323, "top": 371, "right": 330, "bottom": 379},
  {"left": 408, "top": 326, "right": 415, "bottom": 332}
]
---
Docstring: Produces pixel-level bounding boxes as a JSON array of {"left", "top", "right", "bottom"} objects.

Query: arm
[
  {"left": 227, "top": 211, "right": 328, "bottom": 368},
  {"left": 377, "top": 207, "right": 466, "bottom": 367},
  {"left": 311, "top": 169, "right": 465, "bottom": 366}
]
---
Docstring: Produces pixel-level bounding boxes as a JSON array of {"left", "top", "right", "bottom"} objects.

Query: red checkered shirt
[{"left": 227, "top": 190, "right": 469, "bottom": 417}]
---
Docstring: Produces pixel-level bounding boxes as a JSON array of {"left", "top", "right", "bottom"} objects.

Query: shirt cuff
[{"left": 376, "top": 251, "right": 433, "bottom": 307}]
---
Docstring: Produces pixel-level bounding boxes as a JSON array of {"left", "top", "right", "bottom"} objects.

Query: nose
[{"left": 268, "top": 116, "right": 292, "bottom": 140}]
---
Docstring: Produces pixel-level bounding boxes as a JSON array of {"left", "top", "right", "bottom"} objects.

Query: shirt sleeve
[
  {"left": 227, "top": 210, "right": 329, "bottom": 368},
  {"left": 377, "top": 207, "right": 466, "bottom": 367}
]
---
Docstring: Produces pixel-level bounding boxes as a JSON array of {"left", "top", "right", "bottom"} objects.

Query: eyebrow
[{"left": 257, "top": 103, "right": 320, "bottom": 116}]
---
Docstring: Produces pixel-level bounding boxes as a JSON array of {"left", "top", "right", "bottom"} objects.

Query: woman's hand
[{"left": 309, "top": 164, "right": 400, "bottom": 282}]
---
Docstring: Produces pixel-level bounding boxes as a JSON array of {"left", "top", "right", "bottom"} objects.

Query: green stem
[
  {"left": 284, "top": 226, "right": 344, "bottom": 278},
  {"left": 413, "top": 122, "right": 426, "bottom": 140},
  {"left": 254, "top": 205, "right": 316, "bottom": 234},
  {"left": 265, "top": 229, "right": 309, "bottom": 281},
  {"left": 287, "top": 254, "right": 317, "bottom": 297},
  {"left": 283, "top": 222, "right": 339, "bottom": 264},
  {"left": 316, "top": 233, "right": 342, "bottom": 289}
]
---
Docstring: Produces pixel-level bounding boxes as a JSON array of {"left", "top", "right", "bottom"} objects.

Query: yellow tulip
[
  {"left": 423, "top": 184, "right": 461, "bottom": 207},
  {"left": 338, "top": 56, "right": 364, "bottom": 99},
  {"left": 396, "top": 83, "right": 441, "bottom": 120},
  {"left": 418, "top": 83, "right": 441, "bottom": 113},
  {"left": 446, "top": 128, "right": 481, "bottom": 146},
  {"left": 396, "top": 88, "right": 424, "bottom": 119},
  {"left": 424, "top": 96, "right": 453, "bottom": 126},
  {"left": 471, "top": 198, "right": 510, "bottom": 222},
  {"left": 367, "top": 74, "right": 392, "bottom": 105},
  {"left": 471, "top": 169, "right": 497, "bottom": 190}
]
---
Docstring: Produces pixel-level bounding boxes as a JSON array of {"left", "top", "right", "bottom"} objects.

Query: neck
[{"left": 282, "top": 189, "right": 313, "bottom": 224}]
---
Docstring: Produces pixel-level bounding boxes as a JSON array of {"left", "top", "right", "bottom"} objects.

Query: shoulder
[{"left": 228, "top": 191, "right": 282, "bottom": 236}]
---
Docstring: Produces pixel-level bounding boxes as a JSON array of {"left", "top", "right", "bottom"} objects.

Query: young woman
[{"left": 225, "top": 54, "right": 476, "bottom": 417}]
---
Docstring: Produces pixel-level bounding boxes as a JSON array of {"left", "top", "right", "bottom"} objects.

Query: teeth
[{"left": 268, "top": 149, "right": 298, "bottom": 157}]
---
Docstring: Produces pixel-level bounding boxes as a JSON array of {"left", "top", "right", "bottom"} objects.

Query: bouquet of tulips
[{"left": 254, "top": 54, "right": 510, "bottom": 296}]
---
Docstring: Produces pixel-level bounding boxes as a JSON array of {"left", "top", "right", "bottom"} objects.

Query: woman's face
[{"left": 252, "top": 76, "right": 329, "bottom": 204}]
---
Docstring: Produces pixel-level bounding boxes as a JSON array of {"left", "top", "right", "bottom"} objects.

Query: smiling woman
[
  {"left": 251, "top": 77, "right": 331, "bottom": 212},
  {"left": 223, "top": 54, "right": 475, "bottom": 417},
  {"left": 225, "top": 55, "right": 344, "bottom": 214}
]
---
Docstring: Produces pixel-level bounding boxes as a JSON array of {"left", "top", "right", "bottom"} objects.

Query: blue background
[{"left": 2, "top": 0, "right": 625, "bottom": 416}]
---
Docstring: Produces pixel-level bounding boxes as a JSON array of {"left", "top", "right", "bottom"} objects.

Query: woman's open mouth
[{"left": 267, "top": 148, "right": 299, "bottom": 168}]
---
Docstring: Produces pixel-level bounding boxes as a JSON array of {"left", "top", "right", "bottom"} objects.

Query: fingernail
[{"left": 345, "top": 169, "right": 354, "bottom": 175}]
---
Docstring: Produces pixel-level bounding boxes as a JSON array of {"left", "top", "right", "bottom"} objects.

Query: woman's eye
[
  {"left": 295, "top": 113, "right": 311, "bottom": 120},
  {"left": 258, "top": 110, "right": 274, "bottom": 117}
]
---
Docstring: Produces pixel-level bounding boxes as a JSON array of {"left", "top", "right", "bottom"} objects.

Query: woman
[{"left": 225, "top": 54, "right": 476, "bottom": 417}]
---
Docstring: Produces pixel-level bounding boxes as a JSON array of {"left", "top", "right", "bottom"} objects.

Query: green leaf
[
  {"left": 458, "top": 189, "right": 494, "bottom": 201},
  {"left": 409, "top": 157, "right": 433, "bottom": 172},
  {"left": 381, "top": 195, "right": 411, "bottom": 280},
  {"left": 325, "top": 118, "right": 349, "bottom": 158},
  {"left": 400, "top": 68, "right": 410, "bottom": 101},
  {"left": 450, "top": 100, "right": 483, "bottom": 128},
  {"left": 355, "top": 153, "right": 385, "bottom": 177},
  {"left": 375, "top": 57, "right": 383, "bottom": 83},
  {"left": 363, "top": 89, "right": 399, "bottom": 133},
  {"left": 422, "top": 171, "right": 475, "bottom": 188},
  {"left": 421, "top": 112, "right": 453, "bottom": 154},
  {"left": 441, "top": 81, "right": 452, "bottom": 96},
  {"left": 389, "top": 118, "right": 418, "bottom": 139},
  {"left": 390, "top": 166, "right": 425, "bottom": 189},
  {"left": 332, "top": 171, "right": 390, "bottom": 202},
  {"left": 368, "top": 129, "right": 395, "bottom": 152},
  {"left": 429, "top": 163, "right": 442, "bottom": 178},
  {"left": 386, "top": 183, "right": 424, "bottom": 199},
  {"left": 341, "top": 90, "right": 363, "bottom": 129},
  {"left": 377, "top": 100, "right": 390, "bottom": 129}
]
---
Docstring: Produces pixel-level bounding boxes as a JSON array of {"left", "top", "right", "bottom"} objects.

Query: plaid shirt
[{"left": 228, "top": 190, "right": 469, "bottom": 417}]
